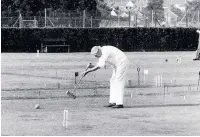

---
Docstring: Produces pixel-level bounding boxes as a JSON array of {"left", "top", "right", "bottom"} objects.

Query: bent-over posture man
[
  {"left": 82, "top": 45, "right": 129, "bottom": 108},
  {"left": 194, "top": 30, "right": 200, "bottom": 60}
]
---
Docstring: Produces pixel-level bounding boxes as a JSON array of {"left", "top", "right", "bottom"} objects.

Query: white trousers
[
  {"left": 196, "top": 49, "right": 200, "bottom": 59},
  {"left": 109, "top": 58, "right": 129, "bottom": 105}
]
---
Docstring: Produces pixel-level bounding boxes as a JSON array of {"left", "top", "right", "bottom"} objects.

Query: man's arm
[
  {"left": 87, "top": 66, "right": 101, "bottom": 73},
  {"left": 87, "top": 63, "right": 95, "bottom": 69},
  {"left": 82, "top": 65, "right": 101, "bottom": 77},
  {"left": 83, "top": 50, "right": 108, "bottom": 77}
]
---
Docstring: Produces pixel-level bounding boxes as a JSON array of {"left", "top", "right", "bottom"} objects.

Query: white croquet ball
[
  {"left": 127, "top": 79, "right": 132, "bottom": 87},
  {"left": 35, "top": 104, "right": 40, "bottom": 109}
]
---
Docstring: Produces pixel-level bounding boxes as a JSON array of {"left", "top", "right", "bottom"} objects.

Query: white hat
[{"left": 91, "top": 46, "right": 101, "bottom": 55}]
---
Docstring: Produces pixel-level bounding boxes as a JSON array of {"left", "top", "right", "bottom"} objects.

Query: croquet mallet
[{"left": 66, "top": 63, "right": 91, "bottom": 99}]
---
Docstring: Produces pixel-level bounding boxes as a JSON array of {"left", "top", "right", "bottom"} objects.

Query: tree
[
  {"left": 170, "top": 4, "right": 185, "bottom": 21},
  {"left": 1, "top": 0, "right": 101, "bottom": 17},
  {"left": 185, "top": 0, "right": 200, "bottom": 22},
  {"left": 186, "top": 0, "right": 200, "bottom": 11},
  {"left": 1, "top": 0, "right": 14, "bottom": 16},
  {"left": 0, "top": 0, "right": 46, "bottom": 16},
  {"left": 95, "top": 0, "right": 112, "bottom": 18},
  {"left": 144, "top": 0, "right": 164, "bottom": 27}
]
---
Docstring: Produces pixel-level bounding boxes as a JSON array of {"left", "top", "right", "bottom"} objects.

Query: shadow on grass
[{"left": 125, "top": 103, "right": 200, "bottom": 108}]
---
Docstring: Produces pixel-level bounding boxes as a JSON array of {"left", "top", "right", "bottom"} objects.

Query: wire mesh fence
[{"left": 2, "top": 13, "right": 200, "bottom": 28}]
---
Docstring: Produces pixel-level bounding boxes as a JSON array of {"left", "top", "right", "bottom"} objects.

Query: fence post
[
  {"left": 135, "top": 13, "right": 137, "bottom": 27},
  {"left": 129, "top": 11, "right": 130, "bottom": 27},
  {"left": 45, "top": 8, "right": 47, "bottom": 27},
  {"left": 75, "top": 18, "right": 76, "bottom": 28},
  {"left": 110, "top": 14, "right": 112, "bottom": 27},
  {"left": 198, "top": 10, "right": 200, "bottom": 28},
  {"left": 91, "top": 16, "right": 92, "bottom": 28},
  {"left": 152, "top": 10, "right": 154, "bottom": 27},
  {"left": 83, "top": 10, "right": 85, "bottom": 28},
  {"left": 118, "top": 15, "right": 120, "bottom": 27},
  {"left": 34, "top": 16, "right": 36, "bottom": 27},
  {"left": 186, "top": 9, "right": 188, "bottom": 27},
  {"left": 19, "top": 13, "right": 22, "bottom": 28}
]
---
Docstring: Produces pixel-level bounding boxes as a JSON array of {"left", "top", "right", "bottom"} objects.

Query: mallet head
[{"left": 66, "top": 91, "right": 76, "bottom": 99}]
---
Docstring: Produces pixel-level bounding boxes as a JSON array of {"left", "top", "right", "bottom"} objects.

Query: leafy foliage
[
  {"left": 1, "top": 0, "right": 100, "bottom": 17},
  {"left": 186, "top": 0, "right": 200, "bottom": 11},
  {"left": 186, "top": 0, "right": 200, "bottom": 21},
  {"left": 2, "top": 28, "right": 198, "bottom": 52},
  {"left": 144, "top": 0, "right": 164, "bottom": 26},
  {"left": 170, "top": 4, "right": 185, "bottom": 21}
]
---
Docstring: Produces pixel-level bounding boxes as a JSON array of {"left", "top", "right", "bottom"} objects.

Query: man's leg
[
  {"left": 109, "top": 68, "right": 116, "bottom": 104},
  {"left": 113, "top": 59, "right": 129, "bottom": 107},
  {"left": 114, "top": 81, "right": 126, "bottom": 106},
  {"left": 194, "top": 33, "right": 200, "bottom": 60},
  {"left": 194, "top": 49, "right": 200, "bottom": 60},
  {"left": 104, "top": 68, "right": 116, "bottom": 107},
  {"left": 197, "top": 50, "right": 200, "bottom": 59}
]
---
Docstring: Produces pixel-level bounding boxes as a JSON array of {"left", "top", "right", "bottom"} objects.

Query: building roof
[{"left": 164, "top": 7, "right": 178, "bottom": 17}]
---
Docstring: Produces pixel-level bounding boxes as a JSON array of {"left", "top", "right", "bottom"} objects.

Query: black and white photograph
[{"left": 1, "top": 0, "right": 200, "bottom": 136}]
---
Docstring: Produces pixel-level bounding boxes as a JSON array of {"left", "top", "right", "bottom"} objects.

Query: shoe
[
  {"left": 112, "top": 105, "right": 124, "bottom": 108},
  {"left": 104, "top": 103, "right": 116, "bottom": 107}
]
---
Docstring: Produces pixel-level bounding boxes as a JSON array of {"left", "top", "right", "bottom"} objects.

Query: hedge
[{"left": 1, "top": 28, "right": 199, "bottom": 52}]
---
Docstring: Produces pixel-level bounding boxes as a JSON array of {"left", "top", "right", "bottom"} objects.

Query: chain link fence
[{"left": 2, "top": 12, "right": 200, "bottom": 28}]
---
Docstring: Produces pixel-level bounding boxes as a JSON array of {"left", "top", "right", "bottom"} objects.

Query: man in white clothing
[
  {"left": 194, "top": 30, "right": 200, "bottom": 60},
  {"left": 82, "top": 45, "right": 129, "bottom": 108}
]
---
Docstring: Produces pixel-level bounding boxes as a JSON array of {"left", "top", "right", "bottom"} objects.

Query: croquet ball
[{"left": 34, "top": 104, "right": 40, "bottom": 109}]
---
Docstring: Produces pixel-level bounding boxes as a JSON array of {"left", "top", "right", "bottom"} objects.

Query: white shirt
[{"left": 97, "top": 46, "right": 127, "bottom": 68}]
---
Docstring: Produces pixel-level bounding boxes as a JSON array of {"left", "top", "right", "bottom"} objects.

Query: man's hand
[
  {"left": 87, "top": 63, "right": 94, "bottom": 69},
  {"left": 81, "top": 63, "right": 93, "bottom": 78},
  {"left": 82, "top": 65, "right": 101, "bottom": 78},
  {"left": 82, "top": 71, "right": 88, "bottom": 78}
]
